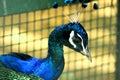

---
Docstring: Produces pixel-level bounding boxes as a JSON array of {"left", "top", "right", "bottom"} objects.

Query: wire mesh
[{"left": 0, "top": 0, "right": 117, "bottom": 80}]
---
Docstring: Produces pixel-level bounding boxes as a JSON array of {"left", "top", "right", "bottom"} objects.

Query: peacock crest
[
  {"left": 63, "top": 2, "right": 84, "bottom": 23},
  {"left": 63, "top": 10, "right": 81, "bottom": 23}
]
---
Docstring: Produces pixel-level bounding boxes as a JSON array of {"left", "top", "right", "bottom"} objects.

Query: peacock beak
[
  {"left": 81, "top": 46, "right": 92, "bottom": 62},
  {"left": 86, "top": 52, "right": 92, "bottom": 62}
]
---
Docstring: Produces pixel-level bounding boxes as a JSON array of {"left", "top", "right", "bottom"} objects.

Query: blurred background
[{"left": 0, "top": 0, "right": 119, "bottom": 80}]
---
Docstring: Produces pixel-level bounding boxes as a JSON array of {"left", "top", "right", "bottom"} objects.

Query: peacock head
[{"left": 62, "top": 22, "right": 92, "bottom": 62}]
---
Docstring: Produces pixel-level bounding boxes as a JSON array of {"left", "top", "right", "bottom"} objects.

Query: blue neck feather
[
  {"left": 34, "top": 26, "right": 66, "bottom": 80},
  {"left": 47, "top": 26, "right": 65, "bottom": 66}
]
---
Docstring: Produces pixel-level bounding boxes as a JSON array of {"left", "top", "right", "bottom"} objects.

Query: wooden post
[{"left": 116, "top": 0, "right": 120, "bottom": 80}]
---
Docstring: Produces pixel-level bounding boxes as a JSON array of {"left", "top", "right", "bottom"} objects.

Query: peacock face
[{"left": 62, "top": 22, "right": 92, "bottom": 61}]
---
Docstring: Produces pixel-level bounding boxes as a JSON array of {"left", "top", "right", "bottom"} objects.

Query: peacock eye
[
  {"left": 73, "top": 38, "right": 81, "bottom": 43},
  {"left": 73, "top": 33, "right": 82, "bottom": 43}
]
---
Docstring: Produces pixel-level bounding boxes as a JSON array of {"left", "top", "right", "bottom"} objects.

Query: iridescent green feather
[{"left": 0, "top": 67, "right": 44, "bottom": 80}]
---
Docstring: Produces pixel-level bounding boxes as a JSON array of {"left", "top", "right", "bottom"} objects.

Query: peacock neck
[
  {"left": 47, "top": 27, "right": 65, "bottom": 67},
  {"left": 47, "top": 41, "right": 64, "bottom": 66}
]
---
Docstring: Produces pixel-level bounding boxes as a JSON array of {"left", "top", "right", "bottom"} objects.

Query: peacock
[{"left": 0, "top": 12, "right": 92, "bottom": 80}]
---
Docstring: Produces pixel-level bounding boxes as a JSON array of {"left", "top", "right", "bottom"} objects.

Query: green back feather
[{"left": 0, "top": 67, "right": 44, "bottom": 80}]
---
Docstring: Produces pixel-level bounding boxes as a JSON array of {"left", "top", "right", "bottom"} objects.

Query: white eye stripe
[
  {"left": 69, "top": 31, "right": 87, "bottom": 53},
  {"left": 77, "top": 33, "right": 88, "bottom": 55},
  {"left": 77, "top": 33, "right": 84, "bottom": 48},
  {"left": 69, "top": 31, "right": 77, "bottom": 48},
  {"left": 77, "top": 33, "right": 82, "bottom": 40}
]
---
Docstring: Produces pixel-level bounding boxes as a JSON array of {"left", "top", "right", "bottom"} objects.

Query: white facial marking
[
  {"left": 69, "top": 31, "right": 88, "bottom": 55},
  {"left": 77, "top": 33, "right": 88, "bottom": 55},
  {"left": 77, "top": 33, "right": 92, "bottom": 61},
  {"left": 69, "top": 31, "right": 77, "bottom": 48}
]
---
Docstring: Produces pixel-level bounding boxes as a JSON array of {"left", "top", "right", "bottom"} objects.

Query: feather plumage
[{"left": 0, "top": 66, "right": 43, "bottom": 80}]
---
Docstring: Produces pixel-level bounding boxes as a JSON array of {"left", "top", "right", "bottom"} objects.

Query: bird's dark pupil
[
  {"left": 73, "top": 32, "right": 82, "bottom": 43},
  {"left": 73, "top": 37, "right": 81, "bottom": 43}
]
